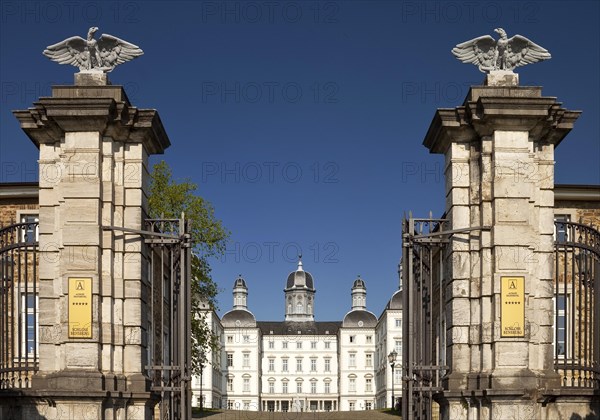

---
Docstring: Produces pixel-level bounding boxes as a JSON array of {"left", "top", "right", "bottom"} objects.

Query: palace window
[
  {"left": 365, "top": 353, "right": 373, "bottom": 367},
  {"left": 349, "top": 353, "right": 356, "bottom": 368},
  {"left": 311, "top": 341, "right": 317, "bottom": 349},
  {"left": 282, "top": 380, "right": 288, "bottom": 394},
  {"left": 296, "top": 358, "right": 303, "bottom": 372},
  {"left": 310, "top": 358, "right": 317, "bottom": 372},
  {"left": 349, "top": 401, "right": 355, "bottom": 411},
  {"left": 19, "top": 213, "right": 39, "bottom": 243},
  {"left": 227, "top": 335, "right": 233, "bottom": 343},
  {"left": 395, "top": 318, "right": 402, "bottom": 328},
  {"left": 268, "top": 358, "right": 274, "bottom": 372},
  {"left": 243, "top": 352, "right": 250, "bottom": 368},
  {"left": 282, "top": 341, "right": 288, "bottom": 349},
  {"left": 394, "top": 369, "right": 402, "bottom": 384},
  {"left": 555, "top": 293, "right": 571, "bottom": 357},
  {"left": 395, "top": 340, "right": 402, "bottom": 355},
  {"left": 282, "top": 358, "right": 288, "bottom": 372},
  {"left": 243, "top": 376, "right": 250, "bottom": 392},
  {"left": 268, "top": 380, "right": 275, "bottom": 394},
  {"left": 268, "top": 340, "right": 274, "bottom": 349},
  {"left": 324, "top": 358, "right": 331, "bottom": 372},
  {"left": 554, "top": 214, "right": 571, "bottom": 242},
  {"left": 324, "top": 341, "right": 330, "bottom": 349},
  {"left": 349, "top": 377, "right": 356, "bottom": 392},
  {"left": 365, "top": 378, "right": 372, "bottom": 392},
  {"left": 366, "top": 335, "right": 372, "bottom": 343},
  {"left": 310, "top": 381, "right": 317, "bottom": 394},
  {"left": 227, "top": 353, "right": 233, "bottom": 367},
  {"left": 227, "top": 378, "right": 233, "bottom": 392},
  {"left": 21, "top": 293, "right": 38, "bottom": 356},
  {"left": 296, "top": 381, "right": 302, "bottom": 394},
  {"left": 324, "top": 381, "right": 330, "bottom": 393},
  {"left": 243, "top": 335, "right": 250, "bottom": 343},
  {"left": 297, "top": 341, "right": 302, "bottom": 349},
  {"left": 349, "top": 335, "right": 355, "bottom": 343}
]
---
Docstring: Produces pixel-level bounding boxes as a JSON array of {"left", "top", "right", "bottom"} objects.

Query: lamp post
[
  {"left": 199, "top": 361, "right": 203, "bottom": 413},
  {"left": 388, "top": 350, "right": 397, "bottom": 411}
]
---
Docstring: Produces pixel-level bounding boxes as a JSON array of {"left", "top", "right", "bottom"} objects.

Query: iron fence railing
[
  {"left": 0, "top": 221, "right": 39, "bottom": 389},
  {"left": 554, "top": 220, "right": 600, "bottom": 389}
]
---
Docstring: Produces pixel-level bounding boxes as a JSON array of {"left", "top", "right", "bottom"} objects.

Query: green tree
[{"left": 148, "top": 160, "right": 229, "bottom": 377}]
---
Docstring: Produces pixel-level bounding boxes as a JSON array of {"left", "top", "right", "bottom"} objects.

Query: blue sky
[{"left": 1, "top": 1, "right": 599, "bottom": 321}]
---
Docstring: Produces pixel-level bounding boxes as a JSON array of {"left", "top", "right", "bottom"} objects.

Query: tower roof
[
  {"left": 342, "top": 309, "right": 377, "bottom": 327},
  {"left": 221, "top": 309, "right": 256, "bottom": 327},
  {"left": 386, "top": 289, "right": 403, "bottom": 310},
  {"left": 352, "top": 276, "right": 366, "bottom": 289},
  {"left": 233, "top": 274, "right": 247, "bottom": 289},
  {"left": 285, "top": 255, "right": 314, "bottom": 290}
]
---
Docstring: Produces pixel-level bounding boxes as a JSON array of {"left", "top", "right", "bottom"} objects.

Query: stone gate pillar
[
  {"left": 423, "top": 76, "right": 580, "bottom": 419},
  {"left": 13, "top": 74, "right": 170, "bottom": 419}
]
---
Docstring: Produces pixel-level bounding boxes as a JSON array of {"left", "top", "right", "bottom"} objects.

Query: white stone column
[
  {"left": 423, "top": 81, "right": 580, "bottom": 419},
  {"left": 14, "top": 77, "right": 170, "bottom": 419}
]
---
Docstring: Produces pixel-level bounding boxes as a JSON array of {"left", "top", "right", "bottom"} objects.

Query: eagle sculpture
[
  {"left": 43, "top": 27, "right": 143, "bottom": 73},
  {"left": 452, "top": 28, "right": 551, "bottom": 73}
]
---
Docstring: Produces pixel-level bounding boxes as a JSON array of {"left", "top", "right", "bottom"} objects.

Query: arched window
[
  {"left": 307, "top": 304, "right": 312, "bottom": 313},
  {"left": 297, "top": 302, "right": 303, "bottom": 313}
]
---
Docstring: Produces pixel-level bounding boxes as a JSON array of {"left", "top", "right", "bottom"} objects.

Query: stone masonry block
[
  {"left": 448, "top": 204, "right": 470, "bottom": 230},
  {"left": 445, "top": 161, "right": 470, "bottom": 190},
  {"left": 492, "top": 225, "right": 534, "bottom": 246},
  {"left": 62, "top": 224, "right": 100, "bottom": 246},
  {"left": 66, "top": 343, "right": 99, "bottom": 369},
  {"left": 65, "top": 132, "right": 101, "bottom": 150},
  {"left": 446, "top": 187, "right": 470, "bottom": 208},
  {"left": 62, "top": 180, "right": 101, "bottom": 199},
  {"left": 60, "top": 245, "right": 100, "bottom": 271},
  {"left": 494, "top": 198, "right": 530, "bottom": 223},
  {"left": 496, "top": 342, "right": 528, "bottom": 367},
  {"left": 538, "top": 189, "right": 554, "bottom": 208},
  {"left": 123, "top": 298, "right": 142, "bottom": 325},
  {"left": 63, "top": 199, "right": 99, "bottom": 223},
  {"left": 493, "top": 130, "right": 529, "bottom": 150},
  {"left": 495, "top": 246, "right": 529, "bottom": 271},
  {"left": 123, "top": 162, "right": 144, "bottom": 189}
]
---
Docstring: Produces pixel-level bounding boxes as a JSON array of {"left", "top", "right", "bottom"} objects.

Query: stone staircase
[{"left": 195, "top": 410, "right": 401, "bottom": 420}]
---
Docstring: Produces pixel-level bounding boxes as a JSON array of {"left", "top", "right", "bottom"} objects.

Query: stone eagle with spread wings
[
  {"left": 43, "top": 27, "right": 143, "bottom": 73},
  {"left": 452, "top": 28, "right": 551, "bottom": 73}
]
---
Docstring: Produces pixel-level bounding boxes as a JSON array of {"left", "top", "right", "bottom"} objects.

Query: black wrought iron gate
[
  {"left": 108, "top": 216, "right": 193, "bottom": 419},
  {"left": 402, "top": 215, "right": 449, "bottom": 420},
  {"left": 144, "top": 217, "right": 193, "bottom": 420}
]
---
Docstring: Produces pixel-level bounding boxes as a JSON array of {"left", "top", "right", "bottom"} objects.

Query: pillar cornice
[
  {"left": 13, "top": 85, "right": 170, "bottom": 154},
  {"left": 423, "top": 86, "right": 581, "bottom": 154}
]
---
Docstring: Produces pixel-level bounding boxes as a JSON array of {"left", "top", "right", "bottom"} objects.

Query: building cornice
[
  {"left": 0, "top": 182, "right": 39, "bottom": 199},
  {"left": 554, "top": 184, "right": 600, "bottom": 201}
]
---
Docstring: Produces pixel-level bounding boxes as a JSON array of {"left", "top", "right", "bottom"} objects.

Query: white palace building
[{"left": 193, "top": 258, "right": 403, "bottom": 412}]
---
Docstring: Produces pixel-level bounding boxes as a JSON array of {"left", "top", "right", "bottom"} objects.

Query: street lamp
[{"left": 388, "top": 350, "right": 398, "bottom": 411}]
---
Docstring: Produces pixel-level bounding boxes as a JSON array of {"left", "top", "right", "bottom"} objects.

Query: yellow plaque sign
[
  {"left": 68, "top": 277, "right": 92, "bottom": 339},
  {"left": 501, "top": 276, "right": 525, "bottom": 337}
]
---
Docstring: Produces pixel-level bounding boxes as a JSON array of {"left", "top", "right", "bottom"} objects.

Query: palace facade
[{"left": 192, "top": 258, "right": 403, "bottom": 412}]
